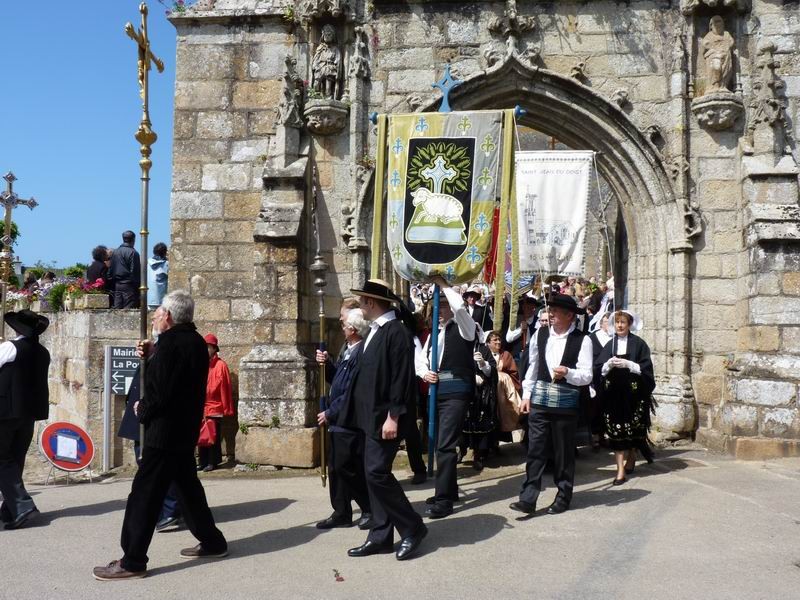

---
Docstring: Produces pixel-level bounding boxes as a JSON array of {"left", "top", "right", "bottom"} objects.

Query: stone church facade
[{"left": 167, "top": 0, "right": 800, "bottom": 464}]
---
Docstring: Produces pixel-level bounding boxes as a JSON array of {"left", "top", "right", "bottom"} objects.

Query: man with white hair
[
  {"left": 315, "top": 302, "right": 373, "bottom": 530},
  {"left": 93, "top": 290, "right": 228, "bottom": 581}
]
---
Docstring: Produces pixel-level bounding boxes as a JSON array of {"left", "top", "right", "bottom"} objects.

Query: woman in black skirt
[{"left": 594, "top": 310, "right": 655, "bottom": 485}]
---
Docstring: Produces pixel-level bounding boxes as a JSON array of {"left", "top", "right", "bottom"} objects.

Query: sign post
[{"left": 102, "top": 345, "right": 139, "bottom": 472}]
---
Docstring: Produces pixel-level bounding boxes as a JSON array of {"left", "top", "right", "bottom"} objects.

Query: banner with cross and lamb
[{"left": 378, "top": 110, "right": 511, "bottom": 284}]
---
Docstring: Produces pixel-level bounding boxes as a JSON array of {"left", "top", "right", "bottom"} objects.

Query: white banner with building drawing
[{"left": 515, "top": 150, "right": 593, "bottom": 278}]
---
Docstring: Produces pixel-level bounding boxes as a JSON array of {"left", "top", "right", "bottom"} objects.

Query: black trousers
[
  {"left": 0, "top": 419, "right": 36, "bottom": 520},
  {"left": 198, "top": 416, "right": 223, "bottom": 468},
  {"left": 519, "top": 409, "right": 578, "bottom": 507},
  {"left": 432, "top": 394, "right": 469, "bottom": 507},
  {"left": 363, "top": 435, "right": 423, "bottom": 546},
  {"left": 120, "top": 446, "right": 226, "bottom": 572},
  {"left": 328, "top": 429, "right": 370, "bottom": 520},
  {"left": 113, "top": 282, "right": 140, "bottom": 309}
]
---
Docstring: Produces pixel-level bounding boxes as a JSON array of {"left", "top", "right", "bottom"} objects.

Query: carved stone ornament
[
  {"left": 610, "top": 89, "right": 629, "bottom": 108},
  {"left": 348, "top": 25, "right": 371, "bottom": 81},
  {"left": 680, "top": 0, "right": 750, "bottom": 15},
  {"left": 679, "top": 196, "right": 703, "bottom": 239},
  {"left": 277, "top": 55, "right": 304, "bottom": 128},
  {"left": 299, "top": 0, "right": 354, "bottom": 22},
  {"left": 406, "top": 94, "right": 424, "bottom": 111},
  {"left": 570, "top": 60, "right": 588, "bottom": 81},
  {"left": 742, "top": 41, "right": 792, "bottom": 156},
  {"left": 304, "top": 98, "right": 349, "bottom": 135},
  {"left": 691, "top": 91, "right": 744, "bottom": 130},
  {"left": 488, "top": 0, "right": 536, "bottom": 63}
]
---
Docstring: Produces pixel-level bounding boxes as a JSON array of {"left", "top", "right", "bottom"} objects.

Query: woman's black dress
[
  {"left": 594, "top": 334, "right": 655, "bottom": 451},
  {"left": 462, "top": 346, "right": 498, "bottom": 453}
]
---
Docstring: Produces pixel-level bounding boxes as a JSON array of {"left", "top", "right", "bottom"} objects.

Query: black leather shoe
[
  {"left": 0, "top": 504, "right": 12, "bottom": 524},
  {"left": 425, "top": 496, "right": 437, "bottom": 505},
  {"left": 156, "top": 516, "right": 183, "bottom": 532},
  {"left": 316, "top": 515, "right": 353, "bottom": 530},
  {"left": 509, "top": 501, "right": 535, "bottom": 515},
  {"left": 410, "top": 472, "right": 427, "bottom": 485},
  {"left": 4, "top": 508, "right": 39, "bottom": 530},
  {"left": 546, "top": 501, "right": 569, "bottom": 515},
  {"left": 347, "top": 541, "right": 394, "bottom": 557},
  {"left": 396, "top": 525, "right": 428, "bottom": 561},
  {"left": 472, "top": 458, "right": 484, "bottom": 472},
  {"left": 356, "top": 513, "right": 373, "bottom": 530},
  {"left": 612, "top": 477, "right": 627, "bottom": 486},
  {"left": 425, "top": 504, "right": 453, "bottom": 519}
]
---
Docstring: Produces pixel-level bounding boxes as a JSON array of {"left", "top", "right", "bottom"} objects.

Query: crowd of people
[
  {"left": 85, "top": 230, "right": 170, "bottom": 310},
  {"left": 0, "top": 270, "right": 655, "bottom": 577}
]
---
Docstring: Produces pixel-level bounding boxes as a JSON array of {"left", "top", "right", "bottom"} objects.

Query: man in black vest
[
  {"left": 510, "top": 293, "right": 593, "bottom": 516},
  {"left": 0, "top": 310, "right": 50, "bottom": 530},
  {"left": 417, "top": 276, "right": 481, "bottom": 519},
  {"left": 93, "top": 290, "right": 227, "bottom": 580},
  {"left": 344, "top": 279, "right": 427, "bottom": 561}
]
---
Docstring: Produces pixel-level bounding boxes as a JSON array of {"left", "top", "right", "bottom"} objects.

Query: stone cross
[
  {"left": 0, "top": 173, "right": 37, "bottom": 281},
  {"left": 421, "top": 156, "right": 457, "bottom": 194}
]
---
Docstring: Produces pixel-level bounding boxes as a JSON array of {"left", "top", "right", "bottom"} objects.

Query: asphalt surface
[{"left": 2, "top": 444, "right": 800, "bottom": 600}]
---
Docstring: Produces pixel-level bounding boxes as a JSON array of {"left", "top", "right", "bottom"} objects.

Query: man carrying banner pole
[{"left": 416, "top": 276, "right": 480, "bottom": 519}]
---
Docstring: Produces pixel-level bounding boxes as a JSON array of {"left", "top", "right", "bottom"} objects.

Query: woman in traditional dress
[
  {"left": 486, "top": 330, "right": 523, "bottom": 436},
  {"left": 594, "top": 310, "right": 656, "bottom": 485},
  {"left": 461, "top": 341, "right": 497, "bottom": 472}
]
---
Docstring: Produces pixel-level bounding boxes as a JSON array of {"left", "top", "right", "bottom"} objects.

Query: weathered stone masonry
[{"left": 168, "top": 0, "right": 800, "bottom": 462}]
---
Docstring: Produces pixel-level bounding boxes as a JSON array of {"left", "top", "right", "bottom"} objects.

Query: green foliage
[
  {"left": 64, "top": 264, "right": 87, "bottom": 278},
  {"left": 0, "top": 222, "right": 20, "bottom": 244},
  {"left": 239, "top": 423, "right": 249, "bottom": 435},
  {"left": 26, "top": 267, "right": 45, "bottom": 280},
  {"left": 407, "top": 142, "right": 472, "bottom": 195},
  {"left": 46, "top": 282, "right": 68, "bottom": 311},
  {"left": 246, "top": 462, "right": 259, "bottom": 471},
  {"left": 8, "top": 274, "right": 19, "bottom": 288},
  {"left": 270, "top": 415, "right": 280, "bottom": 428}
]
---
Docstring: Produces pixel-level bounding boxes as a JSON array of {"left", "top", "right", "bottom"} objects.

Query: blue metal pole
[{"left": 427, "top": 285, "right": 440, "bottom": 476}]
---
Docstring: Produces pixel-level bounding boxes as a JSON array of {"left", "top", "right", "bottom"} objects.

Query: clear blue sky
[{"left": 2, "top": 1, "right": 177, "bottom": 269}]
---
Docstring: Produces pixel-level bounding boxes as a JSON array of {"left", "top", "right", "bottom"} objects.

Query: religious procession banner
[
  {"left": 514, "top": 150, "right": 594, "bottom": 278},
  {"left": 373, "top": 110, "right": 511, "bottom": 284}
]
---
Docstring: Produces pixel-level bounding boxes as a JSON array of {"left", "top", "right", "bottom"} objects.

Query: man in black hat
[
  {"left": 510, "top": 293, "right": 593, "bottom": 516},
  {"left": 343, "top": 279, "right": 427, "bottom": 561},
  {"left": 0, "top": 309, "right": 51, "bottom": 530}
]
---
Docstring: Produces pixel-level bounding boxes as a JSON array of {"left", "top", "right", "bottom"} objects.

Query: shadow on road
[
  {"left": 420, "top": 513, "right": 509, "bottom": 556},
  {"left": 211, "top": 497, "right": 295, "bottom": 524}
]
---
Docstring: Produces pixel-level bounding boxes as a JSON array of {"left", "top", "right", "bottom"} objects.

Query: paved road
[{"left": 3, "top": 445, "right": 800, "bottom": 600}]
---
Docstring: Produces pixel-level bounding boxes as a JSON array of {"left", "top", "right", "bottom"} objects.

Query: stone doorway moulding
[{"left": 404, "top": 55, "right": 697, "bottom": 439}]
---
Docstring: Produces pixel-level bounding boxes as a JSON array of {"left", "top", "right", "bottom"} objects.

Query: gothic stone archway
[{"left": 416, "top": 56, "right": 697, "bottom": 439}]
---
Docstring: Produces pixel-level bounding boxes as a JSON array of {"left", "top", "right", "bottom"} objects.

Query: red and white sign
[{"left": 39, "top": 422, "right": 95, "bottom": 472}]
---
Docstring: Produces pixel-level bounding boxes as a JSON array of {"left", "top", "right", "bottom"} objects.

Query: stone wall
[
  {"left": 168, "top": 0, "right": 800, "bottom": 461},
  {"left": 25, "top": 309, "right": 140, "bottom": 482}
]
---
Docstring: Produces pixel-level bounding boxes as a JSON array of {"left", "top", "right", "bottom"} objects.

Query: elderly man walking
[{"left": 93, "top": 290, "right": 227, "bottom": 581}]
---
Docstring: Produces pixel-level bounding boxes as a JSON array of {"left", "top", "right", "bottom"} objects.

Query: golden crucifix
[{"left": 125, "top": 2, "right": 163, "bottom": 454}]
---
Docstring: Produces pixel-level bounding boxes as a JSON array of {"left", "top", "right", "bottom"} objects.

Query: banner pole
[{"left": 427, "top": 284, "right": 439, "bottom": 477}]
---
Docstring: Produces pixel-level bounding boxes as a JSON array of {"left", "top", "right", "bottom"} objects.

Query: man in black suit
[
  {"left": 0, "top": 309, "right": 50, "bottom": 530},
  {"left": 344, "top": 279, "right": 427, "bottom": 561},
  {"left": 109, "top": 230, "right": 141, "bottom": 309},
  {"left": 93, "top": 290, "right": 227, "bottom": 581}
]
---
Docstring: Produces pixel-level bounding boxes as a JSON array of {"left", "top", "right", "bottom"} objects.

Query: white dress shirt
[
  {"left": 506, "top": 316, "right": 535, "bottom": 344},
  {"left": 415, "top": 286, "right": 477, "bottom": 375},
  {"left": 0, "top": 337, "right": 21, "bottom": 370},
  {"left": 363, "top": 310, "right": 396, "bottom": 350},
  {"left": 521, "top": 324, "right": 594, "bottom": 400}
]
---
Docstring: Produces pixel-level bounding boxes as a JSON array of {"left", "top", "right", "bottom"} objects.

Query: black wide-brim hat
[
  {"left": 545, "top": 292, "right": 585, "bottom": 315},
  {"left": 350, "top": 279, "right": 401, "bottom": 304},
  {"left": 5, "top": 309, "right": 50, "bottom": 337}
]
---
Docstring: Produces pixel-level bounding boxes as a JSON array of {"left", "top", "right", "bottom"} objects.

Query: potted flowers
[{"left": 74, "top": 278, "right": 109, "bottom": 309}]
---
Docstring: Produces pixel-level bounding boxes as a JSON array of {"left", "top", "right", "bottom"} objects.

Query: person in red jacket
[{"left": 197, "top": 334, "right": 234, "bottom": 472}]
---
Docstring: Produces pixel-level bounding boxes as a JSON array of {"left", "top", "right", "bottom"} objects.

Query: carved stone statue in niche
[
  {"left": 701, "top": 16, "right": 734, "bottom": 94},
  {"left": 311, "top": 24, "right": 342, "bottom": 100},
  {"left": 690, "top": 15, "right": 743, "bottom": 131}
]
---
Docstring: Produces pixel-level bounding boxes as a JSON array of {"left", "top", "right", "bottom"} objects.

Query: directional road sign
[{"left": 106, "top": 345, "right": 139, "bottom": 395}]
